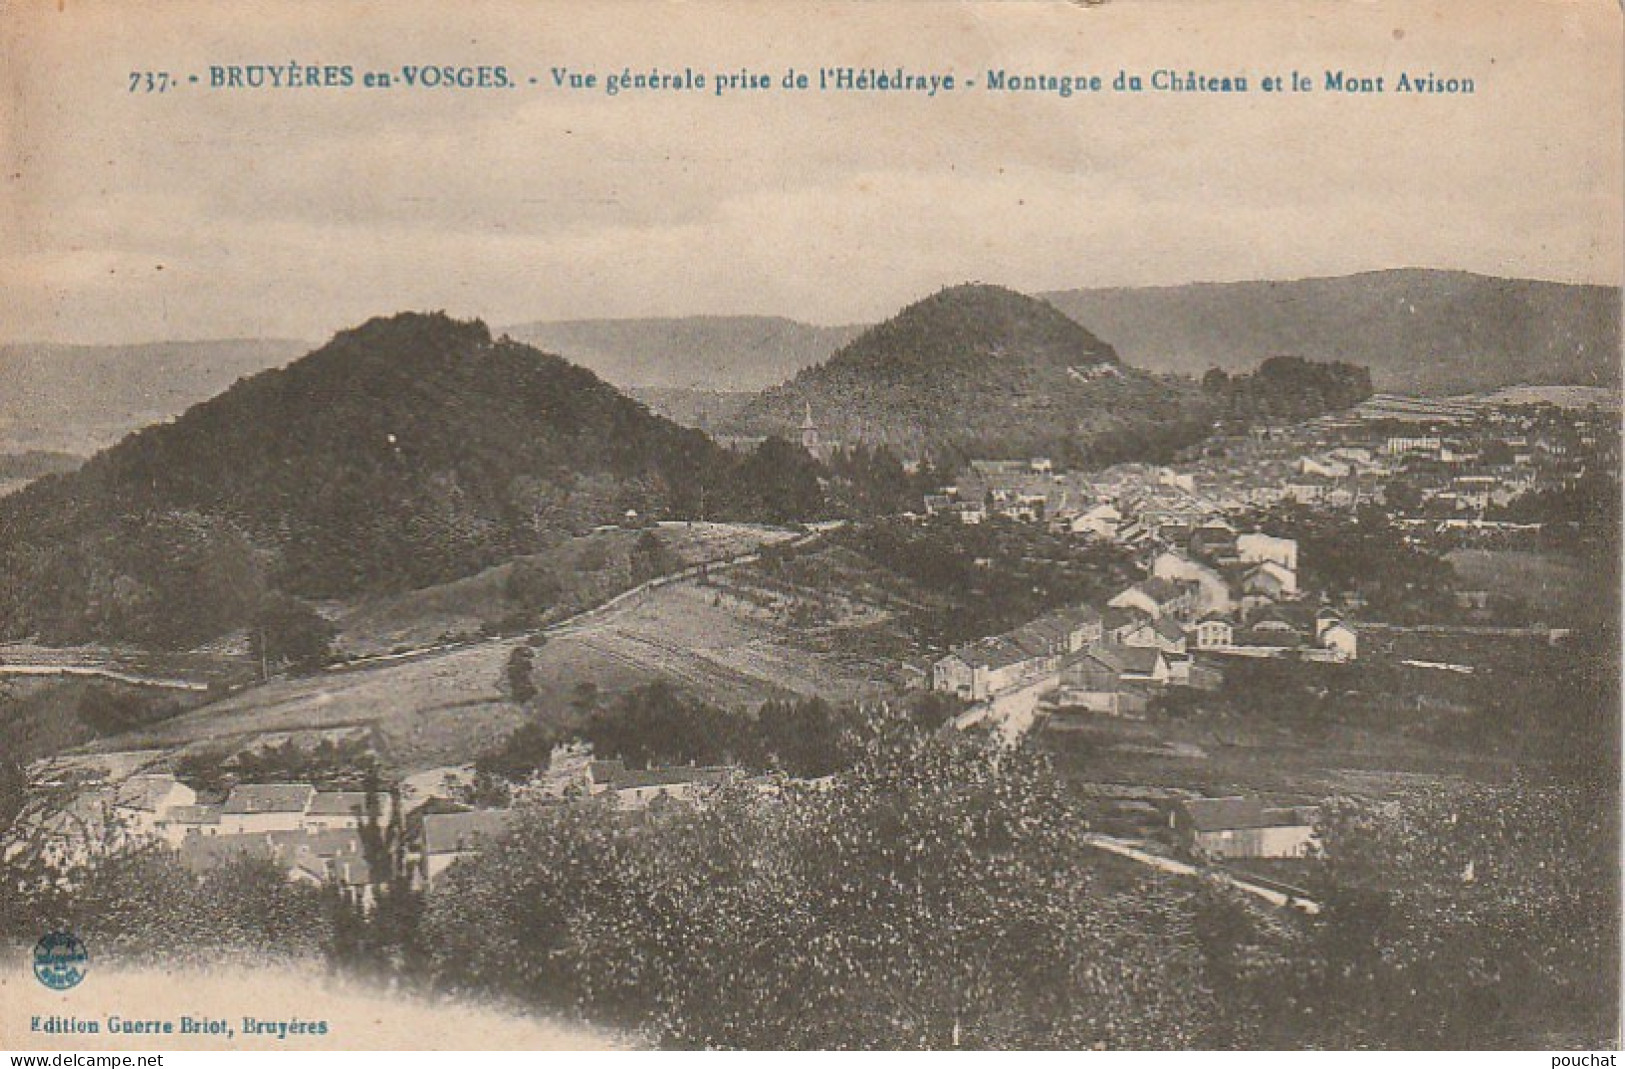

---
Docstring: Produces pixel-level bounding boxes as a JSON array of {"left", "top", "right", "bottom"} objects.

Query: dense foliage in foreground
[
  {"left": 2, "top": 725, "right": 1615, "bottom": 1049},
  {"left": 429, "top": 730, "right": 1221, "bottom": 1049}
]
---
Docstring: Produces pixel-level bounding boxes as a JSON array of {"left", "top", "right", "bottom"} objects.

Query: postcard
[{"left": 1, "top": 0, "right": 1620, "bottom": 1053}]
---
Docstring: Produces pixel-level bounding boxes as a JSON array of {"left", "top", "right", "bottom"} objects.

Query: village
[
  {"left": 2, "top": 389, "right": 1615, "bottom": 919},
  {"left": 925, "top": 390, "right": 1615, "bottom": 535}
]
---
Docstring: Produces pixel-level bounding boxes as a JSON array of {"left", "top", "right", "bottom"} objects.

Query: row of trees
[
  {"left": 173, "top": 737, "right": 382, "bottom": 795},
  {"left": 439, "top": 733, "right": 1618, "bottom": 1049},
  {"left": 479, "top": 680, "right": 890, "bottom": 782}
]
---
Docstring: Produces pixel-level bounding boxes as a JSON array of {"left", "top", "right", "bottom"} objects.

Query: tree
[
  {"left": 475, "top": 719, "right": 562, "bottom": 780},
  {"left": 630, "top": 529, "right": 673, "bottom": 583},
  {"left": 0, "top": 756, "right": 26, "bottom": 836},
  {"left": 250, "top": 593, "right": 336, "bottom": 677},
  {"left": 424, "top": 727, "right": 1230, "bottom": 1048},
  {"left": 330, "top": 775, "right": 425, "bottom": 981},
  {"left": 754, "top": 697, "right": 849, "bottom": 777},
  {"left": 504, "top": 559, "right": 564, "bottom": 617},
  {"left": 734, "top": 437, "right": 825, "bottom": 524},
  {"left": 505, "top": 645, "right": 538, "bottom": 705},
  {"left": 579, "top": 680, "right": 752, "bottom": 769},
  {"left": 1298, "top": 779, "right": 1619, "bottom": 1048},
  {"left": 569, "top": 679, "right": 599, "bottom": 715}
]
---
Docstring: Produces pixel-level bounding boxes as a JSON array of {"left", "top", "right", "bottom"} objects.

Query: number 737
[{"left": 128, "top": 71, "right": 172, "bottom": 93}]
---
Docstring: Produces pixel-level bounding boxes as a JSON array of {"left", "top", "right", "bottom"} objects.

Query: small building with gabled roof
[{"left": 1171, "top": 796, "right": 1320, "bottom": 859}]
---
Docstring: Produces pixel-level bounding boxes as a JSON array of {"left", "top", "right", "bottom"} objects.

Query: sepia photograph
[{"left": 0, "top": 0, "right": 1620, "bottom": 1054}]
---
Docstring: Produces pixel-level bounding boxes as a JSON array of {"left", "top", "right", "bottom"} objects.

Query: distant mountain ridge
[
  {"left": 0, "top": 339, "right": 309, "bottom": 455},
  {"left": 2, "top": 271, "right": 1612, "bottom": 461},
  {"left": 731, "top": 283, "right": 1215, "bottom": 463},
  {"left": 509, "top": 270, "right": 1620, "bottom": 400},
  {"left": 503, "top": 316, "right": 863, "bottom": 392},
  {"left": 1040, "top": 269, "right": 1621, "bottom": 395}
]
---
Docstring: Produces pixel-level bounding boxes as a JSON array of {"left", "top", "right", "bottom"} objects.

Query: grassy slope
[
  {"left": 84, "top": 562, "right": 894, "bottom": 773},
  {"left": 332, "top": 521, "right": 797, "bottom": 656}
]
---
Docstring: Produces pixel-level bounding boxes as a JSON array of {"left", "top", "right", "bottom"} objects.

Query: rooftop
[
  {"left": 1179, "top": 796, "right": 1319, "bottom": 833},
  {"left": 422, "top": 809, "right": 513, "bottom": 855},
  {"left": 306, "top": 791, "right": 373, "bottom": 817},
  {"left": 114, "top": 774, "right": 186, "bottom": 813},
  {"left": 222, "top": 784, "right": 316, "bottom": 815},
  {"left": 160, "top": 804, "right": 221, "bottom": 825},
  {"left": 610, "top": 766, "right": 732, "bottom": 791}
]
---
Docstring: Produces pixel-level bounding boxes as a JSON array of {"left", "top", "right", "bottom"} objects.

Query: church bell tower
[{"left": 800, "top": 401, "right": 821, "bottom": 458}]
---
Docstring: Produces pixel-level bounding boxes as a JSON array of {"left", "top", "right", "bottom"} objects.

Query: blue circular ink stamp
[{"left": 32, "top": 931, "right": 89, "bottom": 990}]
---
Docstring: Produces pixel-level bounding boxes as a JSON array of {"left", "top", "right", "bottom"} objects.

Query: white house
[
  {"left": 112, "top": 774, "right": 196, "bottom": 838},
  {"left": 1156, "top": 468, "right": 1196, "bottom": 493},
  {"left": 1068, "top": 502, "right": 1122, "bottom": 539},
  {"left": 1318, "top": 618, "right": 1359, "bottom": 661},
  {"left": 932, "top": 636, "right": 1047, "bottom": 701},
  {"left": 1236, "top": 533, "right": 1299, "bottom": 573},
  {"left": 1191, "top": 614, "right": 1236, "bottom": 650},
  {"left": 1108, "top": 577, "right": 1196, "bottom": 621},
  {"left": 1299, "top": 455, "right": 1351, "bottom": 479},
  {"left": 1172, "top": 797, "right": 1320, "bottom": 860},
  {"left": 1121, "top": 615, "right": 1188, "bottom": 656},
  {"left": 1151, "top": 551, "right": 1233, "bottom": 616},
  {"left": 1243, "top": 560, "right": 1298, "bottom": 598}
]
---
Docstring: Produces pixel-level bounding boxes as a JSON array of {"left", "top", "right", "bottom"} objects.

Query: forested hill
[
  {"left": 0, "top": 313, "right": 738, "bottom": 648},
  {"left": 732, "top": 283, "right": 1215, "bottom": 465}
]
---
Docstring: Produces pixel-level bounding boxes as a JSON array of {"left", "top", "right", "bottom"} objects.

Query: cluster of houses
[
  {"left": 6, "top": 775, "right": 396, "bottom": 897},
  {"left": 1200, "top": 396, "right": 1611, "bottom": 521},
  {"left": 920, "top": 395, "right": 1614, "bottom": 545},
  {"left": 930, "top": 522, "right": 1358, "bottom": 718},
  {"left": 930, "top": 604, "right": 1103, "bottom": 702},
  {"left": 7, "top": 755, "right": 752, "bottom": 899}
]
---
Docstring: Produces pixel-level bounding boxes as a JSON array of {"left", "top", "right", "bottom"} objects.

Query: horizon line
[{"left": 7, "top": 264, "right": 1622, "bottom": 350}]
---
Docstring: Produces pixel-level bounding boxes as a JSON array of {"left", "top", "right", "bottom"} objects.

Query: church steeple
[{"left": 800, "top": 401, "right": 821, "bottom": 456}]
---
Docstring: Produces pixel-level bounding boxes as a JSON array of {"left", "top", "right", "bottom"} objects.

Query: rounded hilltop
[
  {"left": 821, "top": 282, "right": 1120, "bottom": 379},
  {"left": 732, "top": 282, "right": 1208, "bottom": 462}
]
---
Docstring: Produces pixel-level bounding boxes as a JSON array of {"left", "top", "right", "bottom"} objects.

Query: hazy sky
[{"left": 3, "top": 0, "right": 1621, "bottom": 343}]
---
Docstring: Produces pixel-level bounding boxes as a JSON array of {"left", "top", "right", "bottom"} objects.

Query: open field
[
  {"left": 1446, "top": 548, "right": 1604, "bottom": 626},
  {"left": 1041, "top": 710, "right": 1510, "bottom": 811},
  {"left": 0, "top": 642, "right": 250, "bottom": 686},
  {"left": 82, "top": 566, "right": 894, "bottom": 772},
  {"left": 541, "top": 579, "right": 896, "bottom": 708},
  {"left": 85, "top": 639, "right": 524, "bottom": 771}
]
